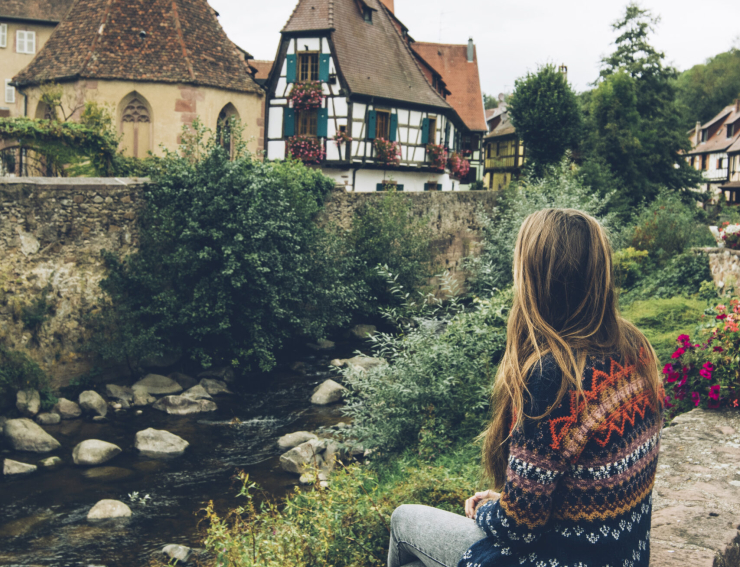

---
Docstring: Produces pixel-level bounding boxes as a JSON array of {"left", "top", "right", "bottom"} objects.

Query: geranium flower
[
  {"left": 716, "top": 314, "right": 728, "bottom": 320},
  {"left": 714, "top": 346, "right": 724, "bottom": 352},
  {"left": 677, "top": 334, "right": 690, "bottom": 345},
  {"left": 717, "top": 305, "right": 726, "bottom": 312},
  {"left": 708, "top": 385, "right": 721, "bottom": 409},
  {"left": 691, "top": 392, "right": 701, "bottom": 407},
  {"left": 699, "top": 362, "right": 714, "bottom": 380},
  {"left": 671, "top": 348, "right": 685, "bottom": 359},
  {"left": 726, "top": 322, "right": 739, "bottom": 333}
]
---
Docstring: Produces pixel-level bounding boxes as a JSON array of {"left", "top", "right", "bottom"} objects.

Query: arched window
[
  {"left": 217, "top": 103, "right": 240, "bottom": 157},
  {"left": 34, "top": 101, "right": 54, "bottom": 120},
  {"left": 119, "top": 93, "right": 152, "bottom": 158}
]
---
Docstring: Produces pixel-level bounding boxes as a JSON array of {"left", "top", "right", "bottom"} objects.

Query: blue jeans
[{"left": 388, "top": 504, "right": 486, "bottom": 567}]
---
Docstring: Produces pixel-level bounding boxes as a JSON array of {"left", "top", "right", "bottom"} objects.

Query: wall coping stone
[
  {"left": 0, "top": 177, "right": 149, "bottom": 187},
  {"left": 693, "top": 246, "right": 740, "bottom": 257}
]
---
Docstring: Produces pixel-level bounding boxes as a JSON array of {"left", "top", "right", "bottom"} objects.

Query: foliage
[
  {"left": 347, "top": 191, "right": 434, "bottom": 308},
  {"left": 426, "top": 144, "right": 447, "bottom": 170},
  {"left": 469, "top": 180, "right": 486, "bottom": 191},
  {"left": 20, "top": 284, "right": 54, "bottom": 339},
  {"left": 508, "top": 64, "right": 581, "bottom": 172},
  {"left": 675, "top": 47, "right": 740, "bottom": 129},
  {"left": 663, "top": 298, "right": 740, "bottom": 415},
  {"left": 97, "top": 122, "right": 364, "bottom": 373},
  {"left": 466, "top": 157, "right": 617, "bottom": 295},
  {"left": 0, "top": 345, "right": 55, "bottom": 411},
  {"left": 340, "top": 276, "right": 510, "bottom": 458},
  {"left": 287, "top": 135, "right": 325, "bottom": 163},
  {"left": 332, "top": 130, "right": 352, "bottom": 145},
  {"left": 483, "top": 93, "right": 499, "bottom": 110},
  {"left": 287, "top": 82, "right": 325, "bottom": 111},
  {"left": 373, "top": 138, "right": 401, "bottom": 166},
  {"left": 447, "top": 153, "right": 470, "bottom": 180},
  {"left": 620, "top": 252, "right": 712, "bottom": 303},
  {"left": 613, "top": 247, "right": 649, "bottom": 289}
]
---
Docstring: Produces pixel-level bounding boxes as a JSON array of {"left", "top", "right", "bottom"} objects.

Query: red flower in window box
[
  {"left": 426, "top": 144, "right": 447, "bottom": 171},
  {"left": 287, "top": 135, "right": 325, "bottom": 164},
  {"left": 374, "top": 138, "right": 401, "bottom": 166},
  {"left": 447, "top": 152, "right": 470, "bottom": 180},
  {"left": 288, "top": 82, "right": 325, "bottom": 112},
  {"left": 333, "top": 130, "right": 352, "bottom": 146}
]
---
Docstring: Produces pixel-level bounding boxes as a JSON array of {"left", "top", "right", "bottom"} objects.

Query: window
[
  {"left": 120, "top": 95, "right": 151, "bottom": 158},
  {"left": 427, "top": 117, "right": 437, "bottom": 144},
  {"left": 16, "top": 30, "right": 36, "bottom": 54},
  {"left": 363, "top": 8, "right": 373, "bottom": 23},
  {"left": 700, "top": 129, "right": 708, "bottom": 143},
  {"left": 296, "top": 109, "right": 317, "bottom": 136},
  {"left": 5, "top": 79, "right": 15, "bottom": 104},
  {"left": 718, "top": 157, "right": 724, "bottom": 169},
  {"left": 0, "top": 24, "right": 7, "bottom": 48},
  {"left": 701, "top": 154, "right": 707, "bottom": 170},
  {"left": 729, "top": 123, "right": 736, "bottom": 138},
  {"left": 298, "top": 52, "right": 319, "bottom": 83},
  {"left": 375, "top": 110, "right": 390, "bottom": 140}
]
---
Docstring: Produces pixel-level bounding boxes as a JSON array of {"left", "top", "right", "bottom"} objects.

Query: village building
[
  {"left": 0, "top": 0, "right": 75, "bottom": 118},
  {"left": 685, "top": 100, "right": 740, "bottom": 204},
  {"left": 264, "top": 0, "right": 483, "bottom": 192},
  {"left": 10, "top": 0, "right": 265, "bottom": 160},
  {"left": 483, "top": 103, "right": 526, "bottom": 190}
]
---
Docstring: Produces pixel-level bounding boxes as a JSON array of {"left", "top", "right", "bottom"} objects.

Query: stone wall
[
  {"left": 696, "top": 248, "right": 740, "bottom": 293},
  {"left": 0, "top": 178, "right": 144, "bottom": 385}
]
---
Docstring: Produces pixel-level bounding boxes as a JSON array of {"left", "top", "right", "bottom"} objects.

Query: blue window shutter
[
  {"left": 284, "top": 107, "right": 295, "bottom": 136},
  {"left": 286, "top": 55, "right": 297, "bottom": 83},
  {"left": 319, "top": 54, "right": 330, "bottom": 82},
  {"left": 317, "top": 108, "right": 328, "bottom": 137},
  {"left": 389, "top": 114, "right": 398, "bottom": 142},
  {"left": 367, "top": 111, "right": 377, "bottom": 140},
  {"left": 421, "top": 118, "right": 430, "bottom": 144}
]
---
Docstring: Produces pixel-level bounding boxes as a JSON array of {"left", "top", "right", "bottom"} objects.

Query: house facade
[
  {"left": 483, "top": 105, "right": 525, "bottom": 190},
  {"left": 264, "top": 0, "right": 477, "bottom": 192},
  {"left": 10, "top": 0, "right": 265, "bottom": 163},
  {"left": 685, "top": 100, "right": 740, "bottom": 204},
  {"left": 0, "top": 0, "right": 75, "bottom": 117}
]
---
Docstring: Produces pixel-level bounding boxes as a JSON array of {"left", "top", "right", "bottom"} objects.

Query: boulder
[
  {"left": 330, "top": 358, "right": 347, "bottom": 368},
  {"left": 152, "top": 395, "right": 217, "bottom": 416},
  {"left": 197, "top": 366, "right": 235, "bottom": 383},
  {"left": 181, "top": 384, "right": 212, "bottom": 400},
  {"left": 277, "top": 431, "right": 318, "bottom": 450},
  {"left": 307, "top": 339, "right": 335, "bottom": 351},
  {"left": 16, "top": 389, "right": 41, "bottom": 417},
  {"left": 135, "top": 428, "right": 189, "bottom": 457},
  {"left": 72, "top": 440, "right": 122, "bottom": 466},
  {"left": 350, "top": 324, "right": 377, "bottom": 339},
  {"left": 162, "top": 544, "right": 193, "bottom": 563},
  {"left": 87, "top": 499, "right": 132, "bottom": 520},
  {"left": 198, "top": 378, "right": 232, "bottom": 396},
  {"left": 310, "top": 380, "right": 347, "bottom": 405},
  {"left": 3, "top": 459, "right": 37, "bottom": 476},
  {"left": 345, "top": 356, "right": 385, "bottom": 372},
  {"left": 38, "top": 456, "right": 63, "bottom": 470},
  {"left": 132, "top": 389, "right": 156, "bottom": 406},
  {"left": 104, "top": 384, "right": 134, "bottom": 403},
  {"left": 78, "top": 391, "right": 108, "bottom": 417},
  {"left": 4, "top": 418, "right": 61, "bottom": 452},
  {"left": 53, "top": 398, "right": 82, "bottom": 419},
  {"left": 169, "top": 372, "right": 198, "bottom": 390},
  {"left": 132, "top": 374, "right": 183, "bottom": 396},
  {"left": 279, "top": 439, "right": 326, "bottom": 475},
  {"left": 36, "top": 412, "right": 61, "bottom": 425}
]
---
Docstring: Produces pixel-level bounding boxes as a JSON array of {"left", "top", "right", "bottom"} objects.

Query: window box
[
  {"left": 288, "top": 81, "right": 325, "bottom": 111},
  {"left": 287, "top": 135, "right": 325, "bottom": 163},
  {"left": 426, "top": 144, "right": 446, "bottom": 170},
  {"left": 373, "top": 138, "right": 401, "bottom": 166}
]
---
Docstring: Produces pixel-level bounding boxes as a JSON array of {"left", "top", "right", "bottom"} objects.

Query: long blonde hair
[{"left": 483, "top": 209, "right": 660, "bottom": 489}]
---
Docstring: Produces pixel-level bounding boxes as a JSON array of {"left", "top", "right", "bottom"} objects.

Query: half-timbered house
[
  {"left": 264, "top": 0, "right": 474, "bottom": 192},
  {"left": 483, "top": 105, "right": 525, "bottom": 190}
]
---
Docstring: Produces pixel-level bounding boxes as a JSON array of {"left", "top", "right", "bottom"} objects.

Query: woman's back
[{"left": 467, "top": 353, "right": 663, "bottom": 567}]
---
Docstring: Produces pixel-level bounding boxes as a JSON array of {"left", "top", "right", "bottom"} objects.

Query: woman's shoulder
[{"left": 525, "top": 354, "right": 563, "bottom": 414}]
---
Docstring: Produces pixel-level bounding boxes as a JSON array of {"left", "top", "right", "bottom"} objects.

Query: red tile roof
[
  {"left": 13, "top": 0, "right": 262, "bottom": 94},
  {"left": 250, "top": 60, "right": 274, "bottom": 81},
  {"left": 411, "top": 42, "right": 487, "bottom": 132},
  {"left": 484, "top": 108, "right": 516, "bottom": 139},
  {"left": 282, "top": 0, "right": 450, "bottom": 110},
  {"left": 687, "top": 102, "right": 740, "bottom": 155},
  {"left": 0, "top": 0, "right": 75, "bottom": 23}
]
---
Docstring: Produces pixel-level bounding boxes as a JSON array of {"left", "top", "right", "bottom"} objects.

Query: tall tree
[{"left": 508, "top": 64, "right": 581, "bottom": 172}]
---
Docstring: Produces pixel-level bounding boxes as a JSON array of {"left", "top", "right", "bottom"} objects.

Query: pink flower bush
[
  {"left": 288, "top": 82, "right": 325, "bottom": 111},
  {"left": 333, "top": 130, "right": 352, "bottom": 146},
  {"left": 374, "top": 138, "right": 401, "bottom": 166},
  {"left": 426, "top": 144, "right": 447, "bottom": 170},
  {"left": 287, "top": 135, "right": 325, "bottom": 164},
  {"left": 447, "top": 152, "right": 470, "bottom": 180},
  {"left": 719, "top": 222, "right": 740, "bottom": 250}
]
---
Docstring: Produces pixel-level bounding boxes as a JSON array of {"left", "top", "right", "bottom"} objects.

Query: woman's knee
[{"left": 390, "top": 504, "right": 417, "bottom": 531}]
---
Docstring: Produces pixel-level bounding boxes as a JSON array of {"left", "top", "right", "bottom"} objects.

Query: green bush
[
  {"left": 621, "top": 252, "right": 712, "bottom": 302},
  {"left": 613, "top": 247, "right": 649, "bottom": 288},
  {"left": 0, "top": 345, "right": 55, "bottom": 411},
  {"left": 97, "top": 123, "right": 366, "bottom": 373}
]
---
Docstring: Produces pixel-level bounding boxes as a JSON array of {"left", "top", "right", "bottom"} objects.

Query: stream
[{"left": 0, "top": 342, "right": 360, "bottom": 566}]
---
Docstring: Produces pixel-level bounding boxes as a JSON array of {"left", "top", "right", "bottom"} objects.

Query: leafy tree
[
  {"left": 483, "top": 93, "right": 498, "bottom": 110},
  {"left": 675, "top": 47, "right": 740, "bottom": 128},
  {"left": 507, "top": 65, "right": 581, "bottom": 172}
]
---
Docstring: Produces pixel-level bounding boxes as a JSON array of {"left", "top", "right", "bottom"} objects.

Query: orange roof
[
  {"left": 250, "top": 60, "right": 274, "bottom": 81},
  {"left": 411, "top": 42, "right": 487, "bottom": 132}
]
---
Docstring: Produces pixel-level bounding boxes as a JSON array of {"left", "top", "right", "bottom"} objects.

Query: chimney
[
  {"left": 379, "top": 0, "right": 394, "bottom": 13},
  {"left": 695, "top": 121, "right": 701, "bottom": 146},
  {"left": 467, "top": 38, "right": 474, "bottom": 62}
]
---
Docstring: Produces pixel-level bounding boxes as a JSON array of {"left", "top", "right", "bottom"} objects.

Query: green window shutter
[
  {"left": 389, "top": 114, "right": 398, "bottom": 142},
  {"left": 284, "top": 107, "right": 295, "bottom": 137},
  {"left": 319, "top": 54, "right": 330, "bottom": 82},
  {"left": 317, "top": 108, "right": 328, "bottom": 137},
  {"left": 286, "top": 54, "right": 297, "bottom": 84},
  {"left": 421, "top": 118, "right": 430, "bottom": 144},
  {"left": 367, "top": 110, "right": 377, "bottom": 140},
  {"left": 376, "top": 183, "right": 385, "bottom": 191},
  {"left": 437, "top": 183, "right": 442, "bottom": 191}
]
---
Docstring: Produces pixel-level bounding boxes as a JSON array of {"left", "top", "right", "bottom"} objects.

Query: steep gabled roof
[
  {"left": 411, "top": 42, "right": 487, "bottom": 132},
  {"left": 13, "top": 0, "right": 262, "bottom": 94},
  {"left": 484, "top": 109, "right": 516, "bottom": 139},
  {"left": 282, "top": 0, "right": 450, "bottom": 110},
  {"left": 688, "top": 102, "right": 740, "bottom": 155},
  {"left": 250, "top": 60, "right": 274, "bottom": 86},
  {"left": 0, "top": 0, "right": 75, "bottom": 23}
]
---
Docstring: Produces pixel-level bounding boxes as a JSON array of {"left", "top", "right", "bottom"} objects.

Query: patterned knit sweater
[{"left": 459, "top": 354, "right": 663, "bottom": 567}]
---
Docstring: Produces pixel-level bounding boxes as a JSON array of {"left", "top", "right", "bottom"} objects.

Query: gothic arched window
[
  {"left": 217, "top": 103, "right": 240, "bottom": 157},
  {"left": 120, "top": 94, "right": 152, "bottom": 158}
]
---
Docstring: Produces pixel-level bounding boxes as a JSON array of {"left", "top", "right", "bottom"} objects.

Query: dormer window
[
  {"left": 363, "top": 8, "right": 373, "bottom": 23},
  {"left": 728, "top": 122, "right": 736, "bottom": 138},
  {"left": 700, "top": 129, "right": 708, "bottom": 143}
]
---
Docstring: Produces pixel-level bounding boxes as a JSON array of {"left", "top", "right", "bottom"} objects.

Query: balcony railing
[
  {"left": 703, "top": 168, "right": 728, "bottom": 181},
  {"left": 485, "top": 156, "right": 517, "bottom": 170}
]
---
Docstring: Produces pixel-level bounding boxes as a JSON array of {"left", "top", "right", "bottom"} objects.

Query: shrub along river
[{"left": 0, "top": 341, "right": 360, "bottom": 566}]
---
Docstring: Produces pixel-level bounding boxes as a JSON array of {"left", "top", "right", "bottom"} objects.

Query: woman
[{"left": 388, "top": 209, "right": 663, "bottom": 567}]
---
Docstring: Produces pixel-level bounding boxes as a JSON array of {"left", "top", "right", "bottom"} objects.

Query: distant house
[
  {"left": 263, "top": 0, "right": 481, "bottom": 191},
  {"left": 483, "top": 105, "right": 525, "bottom": 190},
  {"left": 10, "top": 0, "right": 265, "bottom": 161},
  {"left": 685, "top": 100, "right": 740, "bottom": 204},
  {"left": 0, "top": 0, "right": 75, "bottom": 118}
]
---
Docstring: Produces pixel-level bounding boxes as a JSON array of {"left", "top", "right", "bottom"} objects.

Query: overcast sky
[{"left": 211, "top": 0, "right": 739, "bottom": 96}]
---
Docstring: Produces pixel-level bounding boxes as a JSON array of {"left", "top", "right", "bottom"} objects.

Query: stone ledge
[
  {"left": 694, "top": 246, "right": 740, "bottom": 257},
  {"left": 0, "top": 177, "right": 149, "bottom": 187},
  {"left": 652, "top": 409, "right": 740, "bottom": 566}
]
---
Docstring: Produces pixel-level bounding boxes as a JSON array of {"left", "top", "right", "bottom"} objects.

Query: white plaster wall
[
  {"left": 268, "top": 106, "right": 284, "bottom": 139},
  {"left": 352, "top": 169, "right": 455, "bottom": 192},
  {"left": 267, "top": 140, "right": 286, "bottom": 160}
]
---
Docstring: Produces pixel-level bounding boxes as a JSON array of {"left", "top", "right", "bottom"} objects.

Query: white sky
[{"left": 211, "top": 0, "right": 739, "bottom": 96}]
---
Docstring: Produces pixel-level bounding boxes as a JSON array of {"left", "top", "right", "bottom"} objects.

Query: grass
[{"left": 621, "top": 296, "right": 707, "bottom": 365}]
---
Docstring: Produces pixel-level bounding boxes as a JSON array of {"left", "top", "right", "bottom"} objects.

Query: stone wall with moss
[
  {"left": 0, "top": 178, "right": 144, "bottom": 386},
  {"left": 695, "top": 247, "right": 740, "bottom": 293}
]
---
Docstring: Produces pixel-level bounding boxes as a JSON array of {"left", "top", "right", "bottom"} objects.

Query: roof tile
[{"left": 0, "top": 0, "right": 75, "bottom": 22}]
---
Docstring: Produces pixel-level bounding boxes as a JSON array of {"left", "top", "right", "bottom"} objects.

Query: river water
[{"left": 0, "top": 343, "right": 358, "bottom": 566}]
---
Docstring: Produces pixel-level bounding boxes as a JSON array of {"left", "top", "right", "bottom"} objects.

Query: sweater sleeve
[{"left": 473, "top": 355, "right": 569, "bottom": 556}]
